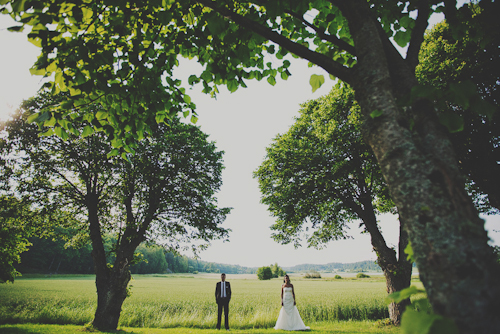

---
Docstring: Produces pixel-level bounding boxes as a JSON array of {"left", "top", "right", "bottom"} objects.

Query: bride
[{"left": 274, "top": 275, "right": 310, "bottom": 331}]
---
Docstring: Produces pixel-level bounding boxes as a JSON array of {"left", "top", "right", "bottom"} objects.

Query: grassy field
[
  {"left": 0, "top": 273, "right": 421, "bottom": 333},
  {"left": 0, "top": 321, "right": 400, "bottom": 334}
]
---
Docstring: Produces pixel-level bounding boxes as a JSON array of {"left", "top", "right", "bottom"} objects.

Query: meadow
[{"left": 0, "top": 273, "right": 421, "bottom": 332}]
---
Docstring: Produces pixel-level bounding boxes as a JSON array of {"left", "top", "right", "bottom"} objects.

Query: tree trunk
[
  {"left": 342, "top": 2, "right": 500, "bottom": 332},
  {"left": 86, "top": 192, "right": 132, "bottom": 331},
  {"left": 385, "top": 268, "right": 412, "bottom": 325},
  {"left": 384, "top": 223, "right": 412, "bottom": 326},
  {"left": 358, "top": 197, "right": 412, "bottom": 325},
  {"left": 92, "top": 263, "right": 131, "bottom": 330}
]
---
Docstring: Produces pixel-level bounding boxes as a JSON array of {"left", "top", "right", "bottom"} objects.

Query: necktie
[{"left": 222, "top": 282, "right": 225, "bottom": 298}]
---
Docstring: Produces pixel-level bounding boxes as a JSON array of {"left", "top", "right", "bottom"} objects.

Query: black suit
[{"left": 215, "top": 281, "right": 231, "bottom": 329}]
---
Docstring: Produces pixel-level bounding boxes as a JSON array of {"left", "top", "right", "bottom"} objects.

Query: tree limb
[
  {"left": 196, "top": 0, "right": 353, "bottom": 83},
  {"left": 406, "top": 0, "right": 431, "bottom": 71},
  {"left": 284, "top": 9, "right": 356, "bottom": 56}
]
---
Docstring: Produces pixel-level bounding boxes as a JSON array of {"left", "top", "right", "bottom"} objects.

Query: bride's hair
[{"left": 283, "top": 275, "right": 290, "bottom": 283}]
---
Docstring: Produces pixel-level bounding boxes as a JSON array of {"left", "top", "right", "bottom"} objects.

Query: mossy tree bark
[{"left": 339, "top": 1, "right": 500, "bottom": 332}]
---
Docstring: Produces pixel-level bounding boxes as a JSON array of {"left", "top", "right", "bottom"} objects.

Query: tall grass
[{"left": 0, "top": 274, "right": 407, "bottom": 329}]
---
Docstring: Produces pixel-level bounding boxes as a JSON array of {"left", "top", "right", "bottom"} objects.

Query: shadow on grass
[{"left": 0, "top": 325, "right": 143, "bottom": 334}]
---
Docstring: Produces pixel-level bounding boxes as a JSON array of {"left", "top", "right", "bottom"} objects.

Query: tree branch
[
  {"left": 406, "top": 0, "right": 431, "bottom": 71},
  {"left": 196, "top": 0, "right": 353, "bottom": 83},
  {"left": 284, "top": 9, "right": 356, "bottom": 56}
]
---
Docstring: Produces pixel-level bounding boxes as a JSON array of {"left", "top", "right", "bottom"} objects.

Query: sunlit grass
[
  {"left": 0, "top": 274, "right": 420, "bottom": 330},
  {"left": 0, "top": 321, "right": 401, "bottom": 334}
]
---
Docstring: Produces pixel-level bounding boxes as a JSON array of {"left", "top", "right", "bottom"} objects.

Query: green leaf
[
  {"left": 191, "top": 115, "right": 198, "bottom": 124},
  {"left": 370, "top": 109, "right": 384, "bottom": 118},
  {"left": 75, "top": 71, "right": 86, "bottom": 85},
  {"left": 267, "top": 75, "right": 276, "bottom": 86},
  {"left": 54, "top": 127, "right": 69, "bottom": 140},
  {"left": 387, "top": 286, "right": 423, "bottom": 304},
  {"left": 206, "top": 14, "right": 226, "bottom": 35},
  {"left": 309, "top": 74, "right": 324, "bottom": 92},
  {"left": 96, "top": 111, "right": 108, "bottom": 120},
  {"left": 188, "top": 75, "right": 199, "bottom": 85},
  {"left": 39, "top": 129, "right": 54, "bottom": 137},
  {"left": 44, "top": 117, "right": 57, "bottom": 127},
  {"left": 28, "top": 36, "right": 42, "bottom": 47},
  {"left": 107, "top": 149, "right": 120, "bottom": 158},
  {"left": 111, "top": 138, "right": 124, "bottom": 148},
  {"left": 438, "top": 111, "right": 464, "bottom": 133},
  {"left": 155, "top": 113, "right": 166, "bottom": 123},
  {"left": 404, "top": 242, "right": 414, "bottom": 262},
  {"left": 429, "top": 317, "right": 459, "bottom": 334},
  {"left": 37, "top": 112, "right": 50, "bottom": 123},
  {"left": 394, "top": 30, "right": 411, "bottom": 48},
  {"left": 11, "top": 0, "right": 27, "bottom": 13},
  {"left": 27, "top": 113, "right": 39, "bottom": 123},
  {"left": 82, "top": 126, "right": 94, "bottom": 137},
  {"left": 227, "top": 79, "right": 239, "bottom": 93},
  {"left": 399, "top": 15, "right": 414, "bottom": 30},
  {"left": 401, "top": 309, "right": 435, "bottom": 334},
  {"left": 7, "top": 25, "right": 24, "bottom": 32},
  {"left": 29, "top": 66, "right": 46, "bottom": 76}
]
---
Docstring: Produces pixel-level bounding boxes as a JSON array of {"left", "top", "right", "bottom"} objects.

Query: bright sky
[{"left": 1, "top": 6, "right": 498, "bottom": 268}]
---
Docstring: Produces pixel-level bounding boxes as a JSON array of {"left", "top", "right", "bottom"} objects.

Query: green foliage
[
  {"left": 256, "top": 266, "right": 273, "bottom": 280},
  {"left": 304, "top": 270, "right": 322, "bottom": 279},
  {"left": 356, "top": 273, "right": 370, "bottom": 279},
  {"left": 334, "top": 275, "right": 342, "bottom": 279},
  {"left": 270, "top": 263, "right": 286, "bottom": 278},
  {"left": 0, "top": 194, "right": 74, "bottom": 282},
  {"left": 285, "top": 261, "right": 383, "bottom": 273},
  {"left": 0, "top": 196, "right": 32, "bottom": 282},
  {"left": 387, "top": 286, "right": 458, "bottom": 334},
  {"left": 309, "top": 74, "right": 325, "bottom": 93},
  {"left": 0, "top": 0, "right": 452, "bottom": 148},
  {"left": 0, "top": 92, "right": 230, "bottom": 279},
  {"left": 416, "top": 5, "right": 500, "bottom": 212},
  {"left": 255, "top": 84, "right": 394, "bottom": 249},
  {"left": 17, "top": 235, "right": 94, "bottom": 274},
  {"left": 130, "top": 245, "right": 168, "bottom": 275}
]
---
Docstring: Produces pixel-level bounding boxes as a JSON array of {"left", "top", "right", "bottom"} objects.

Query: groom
[{"left": 215, "top": 273, "right": 231, "bottom": 330}]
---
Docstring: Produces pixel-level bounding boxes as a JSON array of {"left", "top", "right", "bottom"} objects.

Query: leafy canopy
[
  {"left": 255, "top": 84, "right": 394, "bottom": 249},
  {"left": 0, "top": 0, "right": 475, "bottom": 147},
  {"left": 0, "top": 92, "right": 231, "bottom": 258}
]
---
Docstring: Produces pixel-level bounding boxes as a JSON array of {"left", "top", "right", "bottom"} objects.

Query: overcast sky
[{"left": 1, "top": 6, "right": 498, "bottom": 268}]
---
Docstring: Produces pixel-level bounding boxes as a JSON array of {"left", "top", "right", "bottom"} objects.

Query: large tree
[
  {"left": 0, "top": 93, "right": 230, "bottom": 330},
  {"left": 1, "top": 1, "right": 499, "bottom": 332},
  {"left": 255, "top": 84, "right": 412, "bottom": 324}
]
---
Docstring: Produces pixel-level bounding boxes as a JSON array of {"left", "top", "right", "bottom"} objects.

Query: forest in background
[{"left": 15, "top": 236, "right": 382, "bottom": 275}]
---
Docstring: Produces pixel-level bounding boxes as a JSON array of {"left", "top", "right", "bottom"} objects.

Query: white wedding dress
[{"left": 274, "top": 287, "right": 310, "bottom": 331}]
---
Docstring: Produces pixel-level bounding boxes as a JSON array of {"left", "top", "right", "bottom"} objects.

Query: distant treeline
[
  {"left": 283, "top": 261, "right": 384, "bottom": 273},
  {"left": 16, "top": 236, "right": 254, "bottom": 275},
  {"left": 16, "top": 236, "right": 389, "bottom": 275}
]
